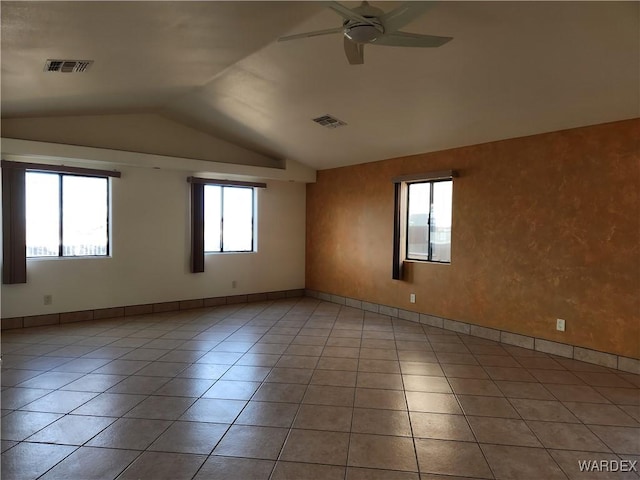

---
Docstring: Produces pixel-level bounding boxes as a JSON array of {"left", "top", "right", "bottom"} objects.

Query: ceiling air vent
[
  {"left": 44, "top": 59, "right": 93, "bottom": 73},
  {"left": 312, "top": 114, "right": 347, "bottom": 129}
]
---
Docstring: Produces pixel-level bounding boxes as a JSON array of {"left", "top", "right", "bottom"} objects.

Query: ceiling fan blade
[
  {"left": 278, "top": 27, "right": 344, "bottom": 42},
  {"left": 381, "top": 2, "right": 433, "bottom": 33},
  {"left": 329, "top": 2, "right": 375, "bottom": 26},
  {"left": 374, "top": 31, "right": 452, "bottom": 48},
  {"left": 344, "top": 37, "right": 364, "bottom": 65}
]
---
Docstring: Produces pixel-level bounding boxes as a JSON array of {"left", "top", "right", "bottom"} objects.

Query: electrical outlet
[
  {"left": 556, "top": 318, "right": 566, "bottom": 332},
  {"left": 231, "top": 280, "right": 237, "bottom": 289},
  {"left": 44, "top": 294, "right": 53, "bottom": 305},
  {"left": 410, "top": 293, "right": 416, "bottom": 303}
]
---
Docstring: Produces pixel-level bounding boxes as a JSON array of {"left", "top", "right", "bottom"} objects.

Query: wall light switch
[
  {"left": 556, "top": 318, "right": 566, "bottom": 332},
  {"left": 410, "top": 293, "right": 416, "bottom": 304}
]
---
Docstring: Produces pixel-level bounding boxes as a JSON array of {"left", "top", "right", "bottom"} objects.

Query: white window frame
[
  {"left": 25, "top": 171, "right": 112, "bottom": 259},
  {"left": 204, "top": 184, "right": 257, "bottom": 254},
  {"left": 404, "top": 178, "right": 453, "bottom": 264}
]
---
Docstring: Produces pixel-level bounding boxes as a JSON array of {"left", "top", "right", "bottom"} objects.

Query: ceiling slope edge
[{"left": 0, "top": 112, "right": 284, "bottom": 169}]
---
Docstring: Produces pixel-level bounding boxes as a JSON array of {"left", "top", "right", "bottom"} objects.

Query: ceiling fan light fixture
[{"left": 345, "top": 24, "right": 381, "bottom": 43}]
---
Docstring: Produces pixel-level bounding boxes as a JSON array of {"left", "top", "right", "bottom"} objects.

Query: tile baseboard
[
  {"left": 1, "top": 289, "right": 305, "bottom": 332},
  {"left": 304, "top": 289, "right": 640, "bottom": 375}
]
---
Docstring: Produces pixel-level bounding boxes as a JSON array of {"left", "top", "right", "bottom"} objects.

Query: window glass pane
[
  {"left": 204, "top": 185, "right": 222, "bottom": 252},
  {"left": 62, "top": 176, "right": 108, "bottom": 256},
  {"left": 407, "top": 182, "right": 430, "bottom": 260},
  {"left": 430, "top": 181, "right": 453, "bottom": 262},
  {"left": 222, "top": 187, "right": 253, "bottom": 252},
  {"left": 26, "top": 172, "right": 60, "bottom": 257}
]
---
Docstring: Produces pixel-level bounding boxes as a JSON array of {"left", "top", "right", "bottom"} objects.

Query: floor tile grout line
[
  {"left": 430, "top": 329, "right": 499, "bottom": 478},
  {"left": 342, "top": 305, "right": 363, "bottom": 478},
  {"left": 32, "top": 442, "right": 84, "bottom": 480},
  {"left": 395, "top": 316, "right": 422, "bottom": 475},
  {"left": 500, "top": 393, "right": 582, "bottom": 478}
]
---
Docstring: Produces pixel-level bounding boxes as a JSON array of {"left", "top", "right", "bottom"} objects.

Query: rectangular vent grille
[
  {"left": 44, "top": 59, "right": 93, "bottom": 73},
  {"left": 312, "top": 114, "right": 347, "bottom": 129}
]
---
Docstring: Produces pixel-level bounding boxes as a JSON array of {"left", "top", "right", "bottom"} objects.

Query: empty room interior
[{"left": 1, "top": 1, "right": 639, "bottom": 479}]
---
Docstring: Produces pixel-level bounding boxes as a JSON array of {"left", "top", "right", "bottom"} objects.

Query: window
[
  {"left": 392, "top": 170, "right": 456, "bottom": 279},
  {"left": 204, "top": 185, "right": 255, "bottom": 253},
  {"left": 406, "top": 180, "right": 453, "bottom": 263},
  {"left": 25, "top": 172, "right": 109, "bottom": 257},
  {"left": 189, "top": 177, "right": 265, "bottom": 273}
]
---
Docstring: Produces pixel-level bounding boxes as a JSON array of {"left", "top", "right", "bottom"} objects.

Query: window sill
[
  {"left": 404, "top": 259, "right": 451, "bottom": 265},
  {"left": 205, "top": 251, "right": 257, "bottom": 255},
  {"left": 27, "top": 255, "right": 112, "bottom": 261}
]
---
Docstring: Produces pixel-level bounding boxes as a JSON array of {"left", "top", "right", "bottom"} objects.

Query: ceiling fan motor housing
[{"left": 344, "top": 19, "right": 384, "bottom": 43}]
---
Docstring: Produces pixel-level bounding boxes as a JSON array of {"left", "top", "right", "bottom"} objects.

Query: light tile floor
[{"left": 1, "top": 298, "right": 639, "bottom": 479}]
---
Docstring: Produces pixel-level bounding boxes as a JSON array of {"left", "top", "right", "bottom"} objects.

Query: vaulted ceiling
[{"left": 2, "top": 1, "right": 638, "bottom": 170}]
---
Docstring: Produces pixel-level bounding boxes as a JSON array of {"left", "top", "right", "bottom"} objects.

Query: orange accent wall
[{"left": 306, "top": 119, "right": 640, "bottom": 359}]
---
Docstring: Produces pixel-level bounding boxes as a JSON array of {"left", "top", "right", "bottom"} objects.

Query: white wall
[{"left": 1, "top": 147, "right": 308, "bottom": 318}]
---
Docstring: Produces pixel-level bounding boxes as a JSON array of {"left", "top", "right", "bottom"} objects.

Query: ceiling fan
[{"left": 278, "top": 1, "right": 452, "bottom": 65}]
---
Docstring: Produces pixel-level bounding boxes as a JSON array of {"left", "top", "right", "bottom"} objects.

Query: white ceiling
[{"left": 2, "top": 1, "right": 638, "bottom": 170}]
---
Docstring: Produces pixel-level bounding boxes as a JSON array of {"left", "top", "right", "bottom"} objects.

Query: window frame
[
  {"left": 203, "top": 184, "right": 256, "bottom": 254},
  {"left": 25, "top": 171, "right": 111, "bottom": 259},
  {"left": 392, "top": 170, "right": 456, "bottom": 280},
  {"left": 404, "top": 178, "right": 452, "bottom": 264}
]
